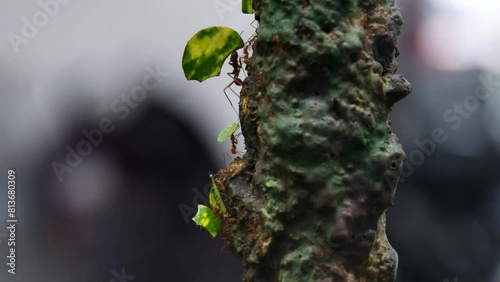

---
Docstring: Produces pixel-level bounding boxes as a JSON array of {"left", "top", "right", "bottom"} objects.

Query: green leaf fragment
[
  {"left": 242, "top": 0, "right": 253, "bottom": 14},
  {"left": 182, "top": 26, "right": 244, "bottom": 82},
  {"left": 209, "top": 174, "right": 227, "bottom": 213},
  {"left": 192, "top": 204, "right": 222, "bottom": 238},
  {"left": 217, "top": 122, "right": 240, "bottom": 143}
]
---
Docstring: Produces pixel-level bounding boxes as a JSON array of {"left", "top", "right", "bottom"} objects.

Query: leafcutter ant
[
  {"left": 242, "top": 34, "right": 257, "bottom": 74},
  {"left": 230, "top": 134, "right": 238, "bottom": 154},
  {"left": 224, "top": 51, "right": 244, "bottom": 114},
  {"left": 209, "top": 173, "right": 238, "bottom": 252},
  {"left": 223, "top": 132, "right": 244, "bottom": 164},
  {"left": 217, "top": 121, "right": 243, "bottom": 164},
  {"left": 250, "top": 19, "right": 259, "bottom": 29}
]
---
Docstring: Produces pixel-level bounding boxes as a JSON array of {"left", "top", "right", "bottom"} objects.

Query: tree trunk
[{"left": 224, "top": 1, "right": 411, "bottom": 281}]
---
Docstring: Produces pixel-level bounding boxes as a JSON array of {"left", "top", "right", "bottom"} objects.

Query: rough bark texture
[{"left": 222, "top": 1, "right": 411, "bottom": 281}]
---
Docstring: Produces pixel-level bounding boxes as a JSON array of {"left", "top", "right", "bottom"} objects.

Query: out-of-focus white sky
[
  {"left": 0, "top": 0, "right": 255, "bottom": 166},
  {"left": 421, "top": 0, "right": 500, "bottom": 71}
]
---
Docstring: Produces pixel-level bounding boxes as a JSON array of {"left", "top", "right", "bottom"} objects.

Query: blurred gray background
[{"left": 0, "top": 0, "right": 499, "bottom": 281}]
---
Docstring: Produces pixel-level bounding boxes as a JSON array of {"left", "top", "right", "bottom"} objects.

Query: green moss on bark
[{"left": 224, "top": 1, "right": 411, "bottom": 281}]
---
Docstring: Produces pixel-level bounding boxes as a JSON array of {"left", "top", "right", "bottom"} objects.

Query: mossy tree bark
[{"left": 223, "top": 1, "right": 411, "bottom": 281}]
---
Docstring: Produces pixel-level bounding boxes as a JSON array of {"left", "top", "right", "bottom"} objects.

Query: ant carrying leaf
[
  {"left": 182, "top": 26, "right": 244, "bottom": 82},
  {"left": 217, "top": 122, "right": 243, "bottom": 163},
  {"left": 193, "top": 173, "right": 239, "bottom": 238},
  {"left": 209, "top": 173, "right": 227, "bottom": 214},
  {"left": 192, "top": 204, "right": 222, "bottom": 238},
  {"left": 217, "top": 122, "right": 240, "bottom": 143}
]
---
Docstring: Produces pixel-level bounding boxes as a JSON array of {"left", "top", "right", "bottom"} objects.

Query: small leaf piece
[
  {"left": 217, "top": 122, "right": 240, "bottom": 143},
  {"left": 192, "top": 204, "right": 222, "bottom": 238},
  {"left": 242, "top": 0, "right": 253, "bottom": 14},
  {"left": 209, "top": 174, "right": 227, "bottom": 213},
  {"left": 183, "top": 26, "right": 244, "bottom": 82}
]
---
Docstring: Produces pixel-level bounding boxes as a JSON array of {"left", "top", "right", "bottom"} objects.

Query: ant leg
[
  {"left": 226, "top": 81, "right": 243, "bottom": 98},
  {"left": 250, "top": 20, "right": 259, "bottom": 29},
  {"left": 215, "top": 169, "right": 225, "bottom": 179},
  {"left": 226, "top": 73, "right": 242, "bottom": 97},
  {"left": 233, "top": 150, "right": 244, "bottom": 158},
  {"left": 224, "top": 149, "right": 241, "bottom": 165},
  {"left": 223, "top": 151, "right": 231, "bottom": 166},
  {"left": 239, "top": 57, "right": 248, "bottom": 77},
  {"left": 220, "top": 241, "right": 232, "bottom": 253},
  {"left": 223, "top": 82, "right": 239, "bottom": 114},
  {"left": 228, "top": 85, "right": 241, "bottom": 97}
]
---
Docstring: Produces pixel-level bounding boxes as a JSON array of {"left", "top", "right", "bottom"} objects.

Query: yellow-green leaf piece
[
  {"left": 217, "top": 122, "right": 240, "bottom": 143},
  {"left": 182, "top": 26, "right": 244, "bottom": 82},
  {"left": 192, "top": 204, "right": 222, "bottom": 238},
  {"left": 242, "top": 0, "right": 253, "bottom": 14},
  {"left": 209, "top": 174, "right": 227, "bottom": 213}
]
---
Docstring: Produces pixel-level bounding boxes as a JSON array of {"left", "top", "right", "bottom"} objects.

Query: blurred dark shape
[
  {"left": 34, "top": 98, "right": 242, "bottom": 281},
  {"left": 387, "top": 2, "right": 500, "bottom": 282}
]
